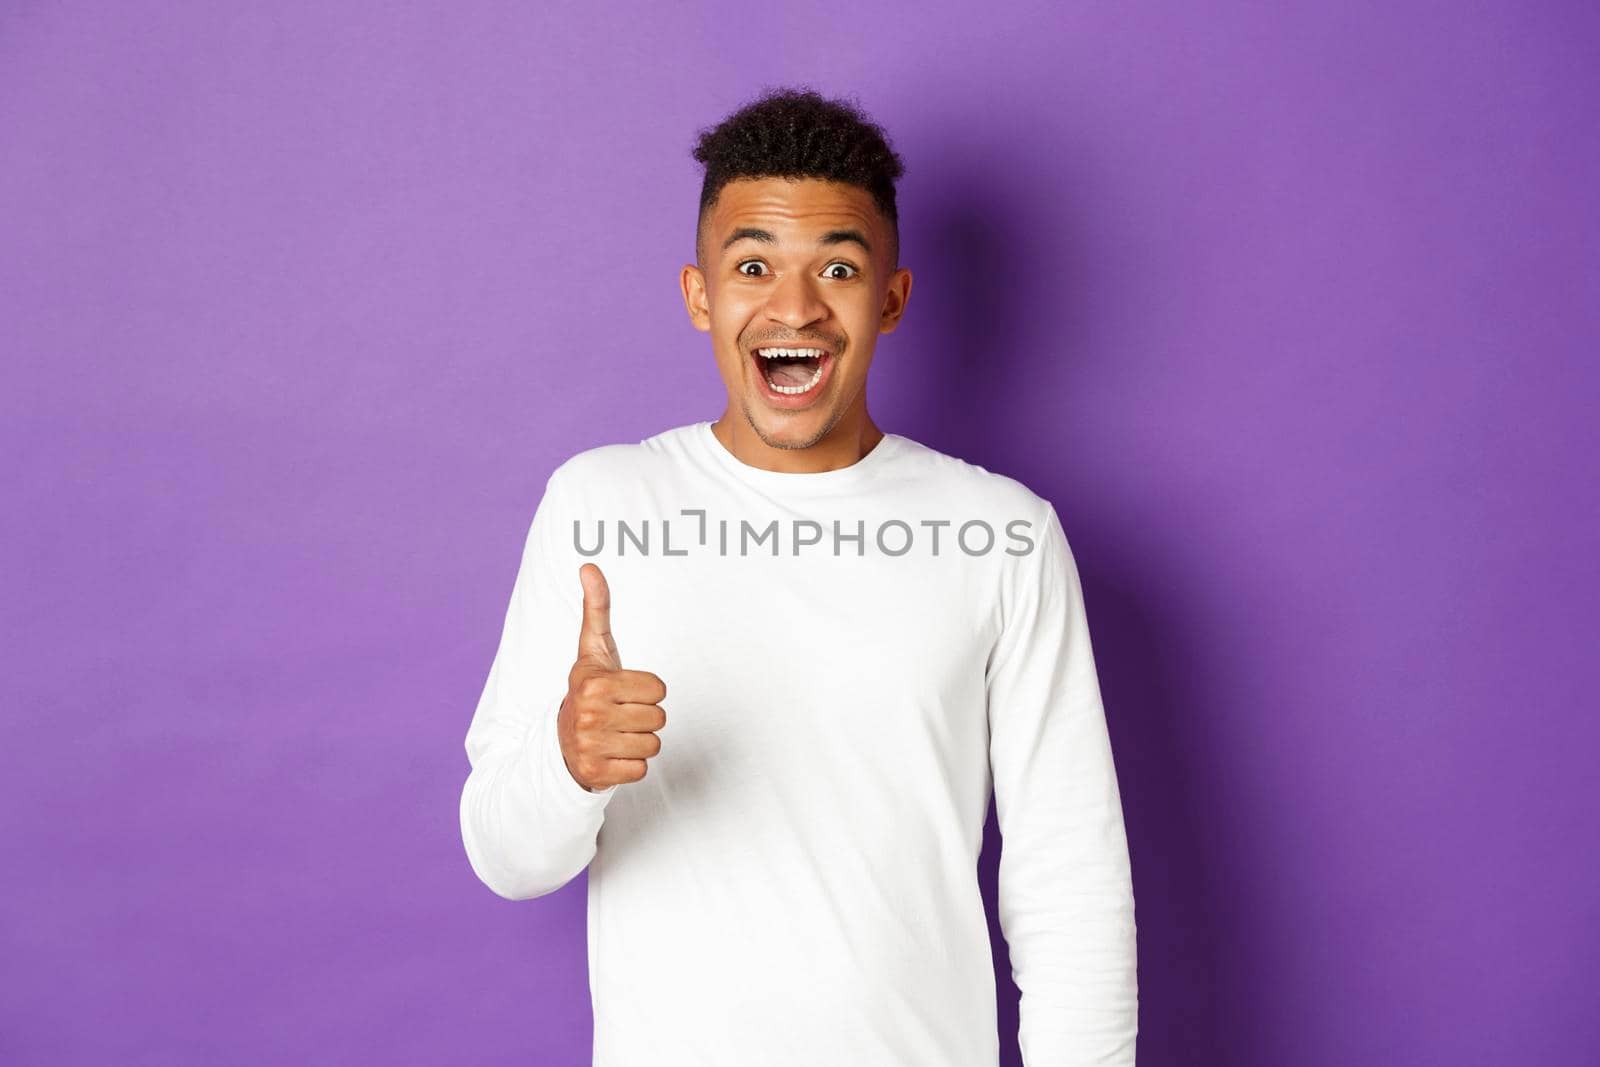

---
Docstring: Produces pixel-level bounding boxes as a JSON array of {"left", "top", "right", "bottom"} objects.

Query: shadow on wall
[{"left": 901, "top": 138, "right": 1236, "bottom": 1065}]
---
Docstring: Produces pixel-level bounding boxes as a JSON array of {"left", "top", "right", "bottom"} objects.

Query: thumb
[{"left": 576, "top": 563, "right": 621, "bottom": 670}]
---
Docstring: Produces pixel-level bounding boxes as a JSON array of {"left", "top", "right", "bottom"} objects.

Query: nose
[{"left": 763, "top": 269, "right": 828, "bottom": 332}]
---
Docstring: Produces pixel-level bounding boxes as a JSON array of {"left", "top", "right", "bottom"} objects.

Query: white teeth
[
  {"left": 767, "top": 360, "right": 825, "bottom": 395},
  {"left": 756, "top": 347, "right": 825, "bottom": 359}
]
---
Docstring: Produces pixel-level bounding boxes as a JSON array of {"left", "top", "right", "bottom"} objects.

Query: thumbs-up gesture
[{"left": 556, "top": 563, "right": 667, "bottom": 792}]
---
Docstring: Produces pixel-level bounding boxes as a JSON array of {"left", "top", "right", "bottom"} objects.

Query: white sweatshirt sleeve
[
  {"left": 460, "top": 469, "right": 618, "bottom": 901},
  {"left": 986, "top": 500, "right": 1139, "bottom": 1065}
]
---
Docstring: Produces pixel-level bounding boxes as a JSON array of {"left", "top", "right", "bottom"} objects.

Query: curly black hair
[{"left": 690, "top": 86, "right": 906, "bottom": 270}]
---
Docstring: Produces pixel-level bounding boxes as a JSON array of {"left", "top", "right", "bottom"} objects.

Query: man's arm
[
  {"left": 459, "top": 469, "right": 617, "bottom": 901},
  {"left": 986, "top": 500, "right": 1138, "bottom": 1064}
]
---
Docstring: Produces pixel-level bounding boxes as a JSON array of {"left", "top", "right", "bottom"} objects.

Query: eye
[
  {"left": 736, "top": 260, "right": 769, "bottom": 277},
  {"left": 824, "top": 262, "right": 858, "bottom": 280}
]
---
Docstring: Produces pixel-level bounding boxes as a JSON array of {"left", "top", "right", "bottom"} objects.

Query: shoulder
[
  {"left": 544, "top": 422, "right": 701, "bottom": 499},
  {"left": 886, "top": 435, "right": 1072, "bottom": 582},
  {"left": 888, "top": 434, "right": 1056, "bottom": 525}
]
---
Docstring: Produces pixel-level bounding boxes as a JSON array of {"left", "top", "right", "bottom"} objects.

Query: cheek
[
  {"left": 713, "top": 338, "right": 750, "bottom": 384},
  {"left": 708, "top": 303, "right": 751, "bottom": 348}
]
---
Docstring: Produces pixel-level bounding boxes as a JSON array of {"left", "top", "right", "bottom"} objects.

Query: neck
[{"left": 710, "top": 406, "right": 885, "bottom": 474}]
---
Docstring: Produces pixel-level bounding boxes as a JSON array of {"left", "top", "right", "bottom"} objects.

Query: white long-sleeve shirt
[{"left": 460, "top": 420, "right": 1138, "bottom": 1065}]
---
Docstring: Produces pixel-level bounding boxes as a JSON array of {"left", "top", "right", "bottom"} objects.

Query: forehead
[{"left": 707, "top": 177, "right": 882, "bottom": 246}]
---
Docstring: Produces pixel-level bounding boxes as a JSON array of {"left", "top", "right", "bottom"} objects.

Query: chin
[{"left": 743, "top": 401, "right": 836, "bottom": 451}]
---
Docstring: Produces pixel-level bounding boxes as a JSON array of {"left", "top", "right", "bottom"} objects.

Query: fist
[{"left": 557, "top": 563, "right": 668, "bottom": 792}]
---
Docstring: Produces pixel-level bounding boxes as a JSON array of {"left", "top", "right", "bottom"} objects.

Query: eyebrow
[{"left": 721, "top": 227, "right": 873, "bottom": 256}]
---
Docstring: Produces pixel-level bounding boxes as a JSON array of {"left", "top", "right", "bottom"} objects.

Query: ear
[
  {"left": 878, "top": 266, "right": 913, "bottom": 334},
  {"left": 680, "top": 263, "right": 711, "bottom": 333}
]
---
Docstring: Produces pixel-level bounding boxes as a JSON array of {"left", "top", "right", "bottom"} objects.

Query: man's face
[{"left": 680, "top": 177, "right": 912, "bottom": 450}]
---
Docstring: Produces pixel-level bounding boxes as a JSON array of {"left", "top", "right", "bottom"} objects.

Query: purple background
[{"left": 3, "top": 3, "right": 1596, "bottom": 1064}]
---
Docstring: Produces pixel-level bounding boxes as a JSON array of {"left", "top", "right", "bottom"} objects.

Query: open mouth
[{"left": 751, "top": 345, "right": 834, "bottom": 402}]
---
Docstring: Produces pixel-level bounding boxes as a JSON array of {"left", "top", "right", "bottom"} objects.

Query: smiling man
[
  {"left": 690, "top": 162, "right": 904, "bottom": 465},
  {"left": 460, "top": 87, "right": 1139, "bottom": 1065}
]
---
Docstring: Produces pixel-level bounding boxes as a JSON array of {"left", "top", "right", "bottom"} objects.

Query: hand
[{"left": 556, "top": 563, "right": 667, "bottom": 792}]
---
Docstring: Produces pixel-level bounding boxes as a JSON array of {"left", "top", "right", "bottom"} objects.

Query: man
[{"left": 460, "top": 87, "right": 1138, "bottom": 1065}]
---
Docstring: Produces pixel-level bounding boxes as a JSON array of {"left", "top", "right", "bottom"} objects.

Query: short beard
[{"left": 738, "top": 396, "right": 846, "bottom": 451}]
